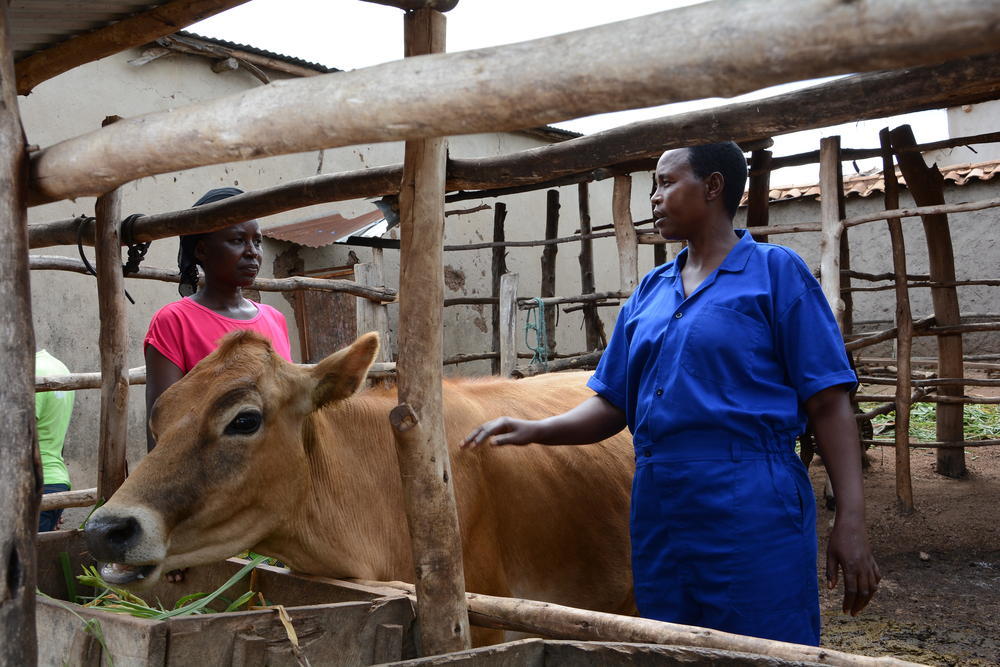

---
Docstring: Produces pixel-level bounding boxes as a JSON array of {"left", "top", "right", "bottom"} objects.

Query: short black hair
[{"left": 684, "top": 142, "right": 747, "bottom": 218}]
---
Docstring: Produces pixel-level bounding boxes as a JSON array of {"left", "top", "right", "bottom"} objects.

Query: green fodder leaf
[
  {"left": 154, "top": 555, "right": 267, "bottom": 620},
  {"left": 224, "top": 590, "right": 257, "bottom": 613},
  {"left": 58, "top": 552, "right": 78, "bottom": 604}
]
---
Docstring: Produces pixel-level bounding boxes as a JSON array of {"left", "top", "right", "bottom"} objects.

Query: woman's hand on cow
[
  {"left": 826, "top": 515, "right": 881, "bottom": 616},
  {"left": 461, "top": 417, "right": 541, "bottom": 449}
]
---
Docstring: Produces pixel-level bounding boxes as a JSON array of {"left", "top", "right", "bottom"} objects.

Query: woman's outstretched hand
[{"left": 461, "top": 417, "right": 542, "bottom": 449}]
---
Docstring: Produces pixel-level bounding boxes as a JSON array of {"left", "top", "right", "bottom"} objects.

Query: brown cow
[{"left": 85, "top": 331, "right": 635, "bottom": 630}]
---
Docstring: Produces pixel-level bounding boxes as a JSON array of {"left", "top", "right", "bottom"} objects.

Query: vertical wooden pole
[
  {"left": 498, "top": 273, "right": 519, "bottom": 377},
  {"left": 890, "top": 124, "right": 965, "bottom": 479},
  {"left": 879, "top": 129, "right": 914, "bottom": 513},
  {"left": 0, "top": 4, "right": 39, "bottom": 663},
  {"left": 836, "top": 162, "right": 854, "bottom": 337},
  {"left": 94, "top": 117, "right": 129, "bottom": 502},
  {"left": 612, "top": 175, "right": 638, "bottom": 291},
  {"left": 747, "top": 149, "right": 772, "bottom": 242},
  {"left": 490, "top": 202, "right": 508, "bottom": 374},
  {"left": 540, "top": 190, "right": 559, "bottom": 359},
  {"left": 819, "top": 137, "right": 846, "bottom": 331},
  {"left": 390, "top": 6, "right": 471, "bottom": 656},
  {"left": 577, "top": 183, "right": 606, "bottom": 350}
]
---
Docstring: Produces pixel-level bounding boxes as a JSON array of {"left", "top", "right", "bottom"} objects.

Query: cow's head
[{"left": 84, "top": 330, "right": 379, "bottom": 586}]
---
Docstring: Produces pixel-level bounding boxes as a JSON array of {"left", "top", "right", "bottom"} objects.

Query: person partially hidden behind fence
[
  {"left": 144, "top": 187, "right": 292, "bottom": 454},
  {"left": 462, "top": 142, "right": 880, "bottom": 646},
  {"left": 36, "top": 349, "right": 75, "bottom": 532}
]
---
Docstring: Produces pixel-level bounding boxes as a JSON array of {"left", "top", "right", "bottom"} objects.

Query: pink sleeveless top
[{"left": 144, "top": 297, "right": 292, "bottom": 373}]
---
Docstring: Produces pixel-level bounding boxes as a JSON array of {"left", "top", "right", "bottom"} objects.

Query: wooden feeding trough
[{"left": 35, "top": 531, "right": 416, "bottom": 666}]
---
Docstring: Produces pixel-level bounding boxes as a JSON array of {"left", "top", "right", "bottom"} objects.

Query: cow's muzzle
[{"left": 84, "top": 507, "right": 166, "bottom": 585}]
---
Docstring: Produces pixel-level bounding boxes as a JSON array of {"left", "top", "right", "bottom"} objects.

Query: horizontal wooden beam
[
  {"left": 28, "top": 0, "right": 1000, "bottom": 204},
  {"left": 351, "top": 579, "right": 918, "bottom": 666},
  {"left": 15, "top": 0, "right": 252, "bottom": 95},
  {"left": 359, "top": 0, "right": 459, "bottom": 11},
  {"left": 29, "top": 254, "right": 398, "bottom": 302},
  {"left": 25, "top": 54, "right": 1000, "bottom": 250},
  {"left": 40, "top": 488, "right": 97, "bottom": 512}
]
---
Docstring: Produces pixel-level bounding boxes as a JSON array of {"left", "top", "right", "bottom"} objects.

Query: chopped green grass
[{"left": 861, "top": 402, "right": 999, "bottom": 441}]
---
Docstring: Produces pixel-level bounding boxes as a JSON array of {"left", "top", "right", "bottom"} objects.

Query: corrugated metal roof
[
  {"left": 11, "top": 0, "right": 171, "bottom": 62},
  {"left": 741, "top": 159, "right": 1000, "bottom": 206},
  {"left": 263, "top": 209, "right": 385, "bottom": 248},
  {"left": 176, "top": 30, "right": 339, "bottom": 74}
]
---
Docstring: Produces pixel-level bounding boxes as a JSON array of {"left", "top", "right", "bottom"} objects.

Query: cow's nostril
[{"left": 84, "top": 514, "right": 143, "bottom": 562}]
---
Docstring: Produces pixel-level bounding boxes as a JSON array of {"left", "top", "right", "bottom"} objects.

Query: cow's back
[{"left": 443, "top": 372, "right": 635, "bottom": 615}]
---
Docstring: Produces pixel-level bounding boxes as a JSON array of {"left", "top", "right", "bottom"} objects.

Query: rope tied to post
[
  {"left": 524, "top": 297, "right": 549, "bottom": 370},
  {"left": 75, "top": 213, "right": 149, "bottom": 305}
]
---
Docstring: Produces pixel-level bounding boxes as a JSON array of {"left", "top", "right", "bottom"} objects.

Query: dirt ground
[{"left": 813, "top": 443, "right": 1000, "bottom": 665}]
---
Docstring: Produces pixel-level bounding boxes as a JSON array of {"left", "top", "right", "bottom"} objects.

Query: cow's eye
[{"left": 225, "top": 411, "right": 262, "bottom": 435}]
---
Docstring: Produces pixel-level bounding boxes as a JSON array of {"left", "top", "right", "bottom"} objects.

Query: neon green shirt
[{"left": 36, "top": 350, "right": 74, "bottom": 488}]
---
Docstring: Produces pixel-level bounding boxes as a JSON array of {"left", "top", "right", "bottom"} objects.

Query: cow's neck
[{"left": 258, "top": 390, "right": 416, "bottom": 582}]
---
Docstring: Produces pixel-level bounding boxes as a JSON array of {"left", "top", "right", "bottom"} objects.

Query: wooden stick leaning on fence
[
  {"left": 349, "top": 579, "right": 920, "bottom": 667},
  {"left": 891, "top": 124, "right": 966, "bottom": 479},
  {"left": 26, "top": 1, "right": 1000, "bottom": 205}
]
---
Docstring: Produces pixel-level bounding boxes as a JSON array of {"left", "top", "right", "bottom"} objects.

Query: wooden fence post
[
  {"left": 747, "top": 148, "right": 772, "bottom": 242},
  {"left": 390, "top": 6, "right": 471, "bottom": 656},
  {"left": 890, "top": 124, "right": 965, "bottom": 479},
  {"left": 355, "top": 261, "right": 392, "bottom": 362},
  {"left": 95, "top": 117, "right": 129, "bottom": 501},
  {"left": 499, "top": 273, "right": 519, "bottom": 377},
  {"left": 540, "top": 190, "right": 559, "bottom": 359},
  {"left": 879, "top": 129, "right": 914, "bottom": 513},
  {"left": 612, "top": 175, "right": 638, "bottom": 291},
  {"left": 819, "top": 137, "right": 846, "bottom": 331},
  {"left": 577, "top": 183, "right": 606, "bottom": 350},
  {"left": 0, "top": 2, "right": 39, "bottom": 662},
  {"left": 490, "top": 203, "right": 508, "bottom": 374}
]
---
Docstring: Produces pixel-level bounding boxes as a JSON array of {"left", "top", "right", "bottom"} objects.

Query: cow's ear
[{"left": 310, "top": 332, "right": 380, "bottom": 408}]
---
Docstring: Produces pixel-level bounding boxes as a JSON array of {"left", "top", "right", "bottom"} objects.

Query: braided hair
[{"left": 177, "top": 187, "right": 245, "bottom": 296}]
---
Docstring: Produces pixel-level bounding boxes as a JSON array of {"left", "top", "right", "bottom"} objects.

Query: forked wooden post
[
  {"left": 94, "top": 117, "right": 129, "bottom": 502},
  {"left": 390, "top": 6, "right": 472, "bottom": 656},
  {"left": 879, "top": 129, "right": 914, "bottom": 513},
  {"left": 498, "top": 273, "right": 519, "bottom": 377},
  {"left": 0, "top": 3, "right": 39, "bottom": 663},
  {"left": 890, "top": 124, "right": 966, "bottom": 479},
  {"left": 819, "top": 136, "right": 846, "bottom": 330},
  {"left": 611, "top": 175, "right": 638, "bottom": 291}
]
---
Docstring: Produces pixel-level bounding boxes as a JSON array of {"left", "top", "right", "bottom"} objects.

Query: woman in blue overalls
[{"left": 462, "top": 142, "right": 880, "bottom": 646}]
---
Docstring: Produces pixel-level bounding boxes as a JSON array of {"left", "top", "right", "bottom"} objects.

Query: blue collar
[{"left": 661, "top": 229, "right": 755, "bottom": 279}]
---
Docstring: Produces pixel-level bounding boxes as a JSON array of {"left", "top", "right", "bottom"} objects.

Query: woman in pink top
[{"left": 144, "top": 187, "right": 292, "bottom": 452}]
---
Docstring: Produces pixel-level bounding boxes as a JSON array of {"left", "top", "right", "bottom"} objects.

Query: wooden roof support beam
[
  {"left": 15, "top": 0, "right": 252, "bottom": 95},
  {"left": 360, "top": 0, "right": 459, "bottom": 11},
  {"left": 27, "top": 0, "right": 1000, "bottom": 204}
]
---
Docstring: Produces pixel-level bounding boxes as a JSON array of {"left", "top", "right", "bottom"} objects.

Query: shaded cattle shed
[{"left": 3, "top": 0, "right": 1000, "bottom": 664}]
